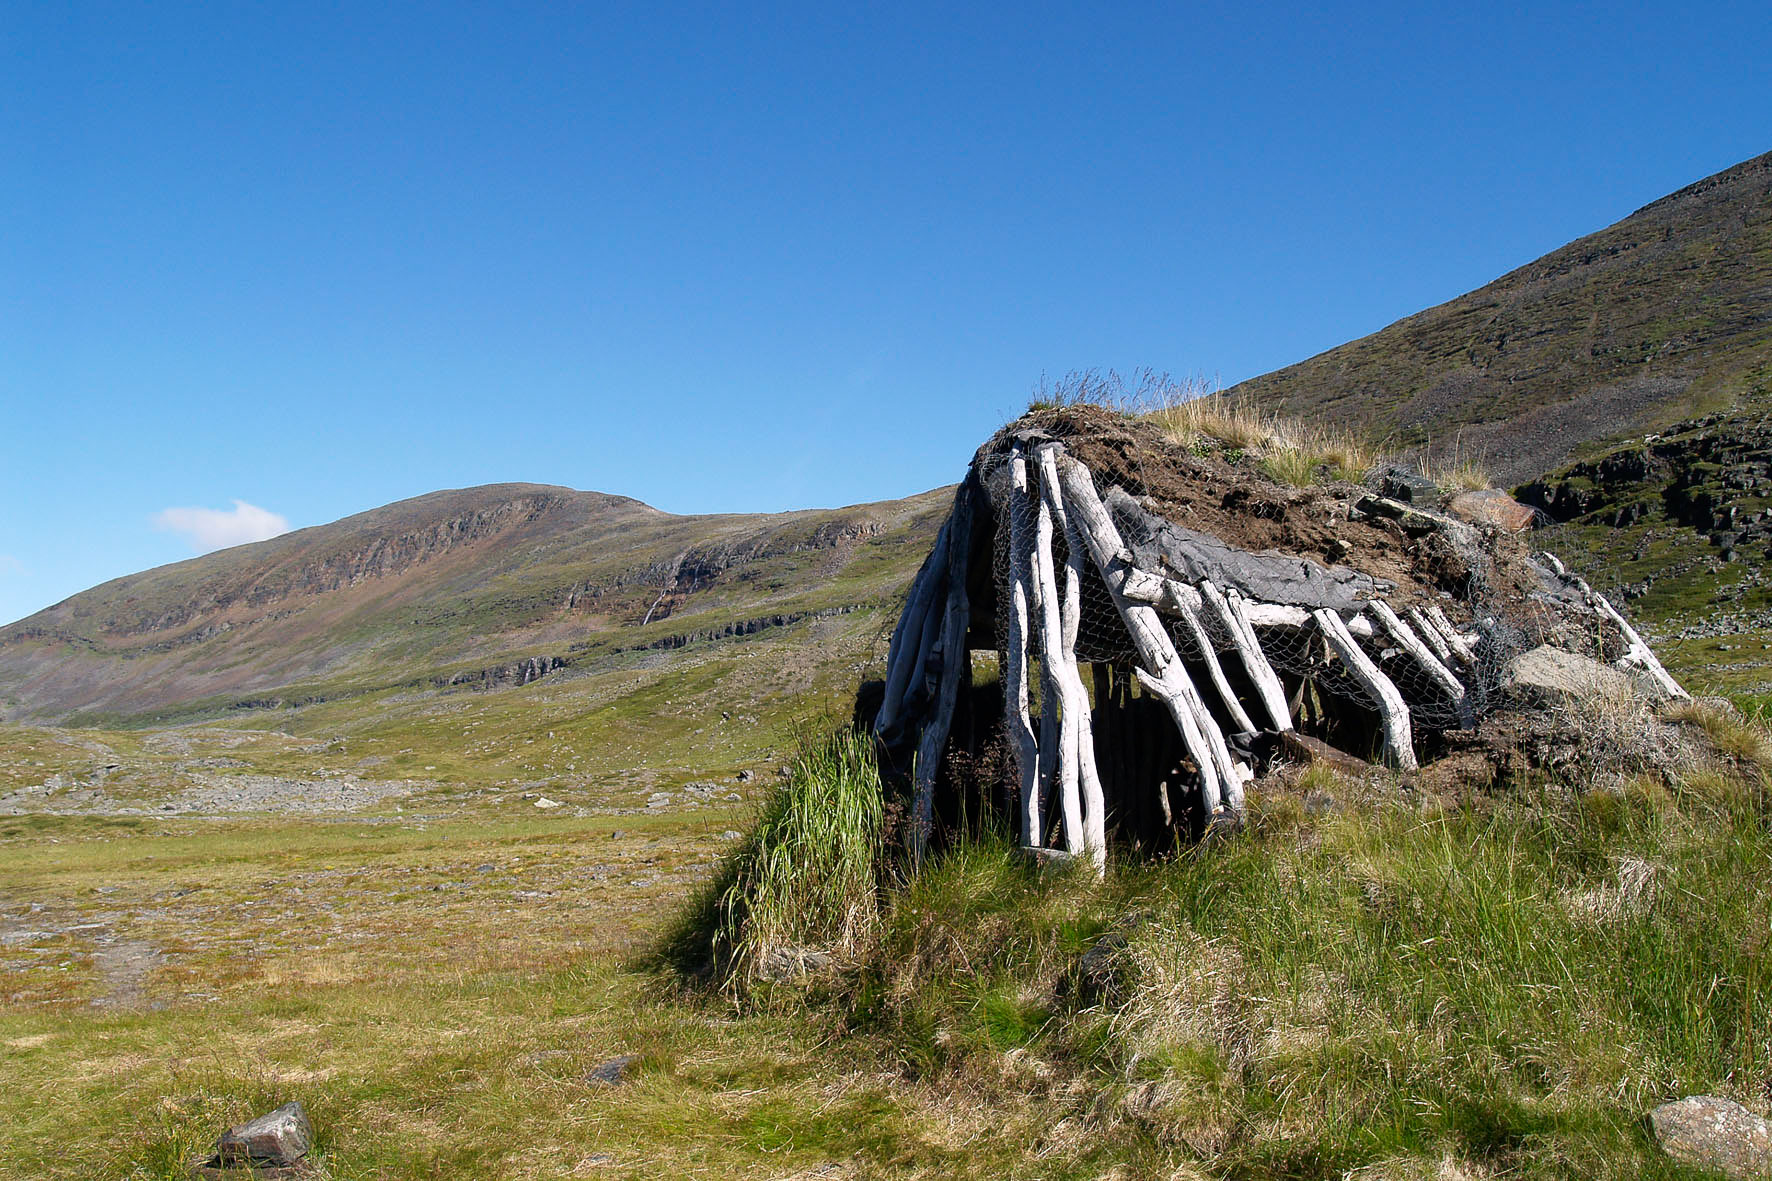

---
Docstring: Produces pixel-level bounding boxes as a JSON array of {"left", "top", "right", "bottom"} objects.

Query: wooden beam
[
  {"left": 1313, "top": 608, "right": 1417, "bottom": 771},
  {"left": 1004, "top": 450, "right": 1043, "bottom": 847}
]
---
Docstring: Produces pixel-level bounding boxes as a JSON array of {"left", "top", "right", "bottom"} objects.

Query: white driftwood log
[
  {"left": 1035, "top": 447, "right": 1108, "bottom": 867},
  {"left": 1029, "top": 475, "right": 1089, "bottom": 862},
  {"left": 1313, "top": 608, "right": 1418, "bottom": 770},
  {"left": 1407, "top": 604, "right": 1454, "bottom": 663},
  {"left": 1572, "top": 576, "right": 1688, "bottom": 699},
  {"left": 1367, "top": 600, "right": 1474, "bottom": 728},
  {"left": 1004, "top": 451, "right": 1043, "bottom": 847},
  {"left": 876, "top": 513, "right": 952, "bottom": 735},
  {"left": 1049, "top": 448, "right": 1249, "bottom": 817},
  {"left": 909, "top": 484, "right": 974, "bottom": 864},
  {"left": 1207, "top": 582, "right": 1295, "bottom": 733},
  {"left": 1423, "top": 603, "right": 1477, "bottom": 666},
  {"left": 1176, "top": 600, "right": 1258, "bottom": 734}
]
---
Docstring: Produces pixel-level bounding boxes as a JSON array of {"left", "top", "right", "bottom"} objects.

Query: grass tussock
[
  {"left": 750, "top": 761, "right": 1772, "bottom": 1179},
  {"left": 1043, "top": 371, "right": 1385, "bottom": 486},
  {"left": 1416, "top": 437, "right": 1494, "bottom": 492},
  {"left": 668, "top": 727, "right": 885, "bottom": 992},
  {"left": 1667, "top": 696, "right": 1772, "bottom": 768}
]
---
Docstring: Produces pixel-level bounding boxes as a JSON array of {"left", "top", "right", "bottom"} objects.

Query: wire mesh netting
[{"left": 978, "top": 438, "right": 1542, "bottom": 754}]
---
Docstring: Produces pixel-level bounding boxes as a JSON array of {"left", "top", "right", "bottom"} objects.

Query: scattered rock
[
  {"left": 1502, "top": 645, "right": 1634, "bottom": 707},
  {"left": 585, "top": 1054, "right": 639, "bottom": 1086},
  {"left": 1075, "top": 911, "right": 1150, "bottom": 1006},
  {"left": 1379, "top": 469, "right": 1440, "bottom": 505},
  {"left": 533, "top": 796, "right": 562, "bottom": 809},
  {"left": 1648, "top": 1095, "right": 1772, "bottom": 1180},
  {"left": 755, "top": 946, "right": 834, "bottom": 981},
  {"left": 1278, "top": 731, "right": 1372, "bottom": 777},
  {"left": 1447, "top": 489, "right": 1537, "bottom": 533},
  {"left": 203, "top": 1101, "right": 312, "bottom": 1172},
  {"left": 718, "top": 830, "right": 743, "bottom": 841},
  {"left": 1014, "top": 846, "right": 1075, "bottom": 870},
  {"left": 735, "top": 769, "right": 754, "bottom": 784}
]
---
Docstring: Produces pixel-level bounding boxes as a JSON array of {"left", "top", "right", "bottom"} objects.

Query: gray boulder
[
  {"left": 1648, "top": 1096, "right": 1772, "bottom": 1180},
  {"left": 586, "top": 1054, "right": 639, "bottom": 1086},
  {"left": 1502, "top": 646, "right": 1634, "bottom": 707},
  {"left": 208, "top": 1101, "right": 312, "bottom": 1169}
]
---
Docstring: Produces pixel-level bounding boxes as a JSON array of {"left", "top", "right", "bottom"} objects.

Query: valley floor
[{"left": 1, "top": 630, "right": 1768, "bottom": 1179}]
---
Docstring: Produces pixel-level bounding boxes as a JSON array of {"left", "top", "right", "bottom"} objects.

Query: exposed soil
[{"left": 990, "top": 404, "right": 1546, "bottom": 620}]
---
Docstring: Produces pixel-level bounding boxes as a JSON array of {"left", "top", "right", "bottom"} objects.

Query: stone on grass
[
  {"left": 206, "top": 1101, "right": 312, "bottom": 1169},
  {"left": 533, "top": 796, "right": 562, "bottom": 809},
  {"left": 1502, "top": 645, "right": 1635, "bottom": 707},
  {"left": 586, "top": 1054, "right": 639, "bottom": 1086},
  {"left": 1648, "top": 1096, "right": 1772, "bottom": 1180}
]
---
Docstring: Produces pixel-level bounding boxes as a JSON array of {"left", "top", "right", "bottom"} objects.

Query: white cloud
[{"left": 154, "top": 500, "right": 290, "bottom": 553}]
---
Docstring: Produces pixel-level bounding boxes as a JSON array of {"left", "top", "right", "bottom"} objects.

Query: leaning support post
[
  {"left": 1205, "top": 581, "right": 1294, "bottom": 733},
  {"left": 1424, "top": 603, "right": 1477, "bottom": 666},
  {"left": 876, "top": 513, "right": 952, "bottom": 736},
  {"left": 1367, "top": 600, "right": 1475, "bottom": 728},
  {"left": 1034, "top": 449, "right": 1108, "bottom": 869},
  {"left": 1029, "top": 475, "right": 1088, "bottom": 862},
  {"left": 1003, "top": 451, "right": 1042, "bottom": 848},
  {"left": 1313, "top": 608, "right": 1418, "bottom": 771},
  {"left": 1175, "top": 601, "right": 1257, "bottom": 734},
  {"left": 1049, "top": 448, "right": 1250, "bottom": 818},
  {"left": 909, "top": 482, "right": 975, "bottom": 865},
  {"left": 1407, "top": 604, "right": 1454, "bottom": 663}
]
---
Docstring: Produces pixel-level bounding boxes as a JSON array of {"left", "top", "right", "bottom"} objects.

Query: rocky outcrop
[
  {"left": 609, "top": 605, "right": 861, "bottom": 654},
  {"left": 1518, "top": 410, "right": 1772, "bottom": 559},
  {"left": 437, "top": 654, "right": 567, "bottom": 689}
]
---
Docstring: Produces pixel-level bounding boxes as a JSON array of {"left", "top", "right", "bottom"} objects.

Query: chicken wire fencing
[{"left": 977, "top": 446, "right": 1536, "bottom": 759}]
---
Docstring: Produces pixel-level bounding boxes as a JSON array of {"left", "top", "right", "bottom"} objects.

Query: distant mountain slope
[
  {"left": 1225, "top": 149, "right": 1772, "bottom": 485},
  {"left": 0, "top": 482, "right": 948, "bottom": 724}
]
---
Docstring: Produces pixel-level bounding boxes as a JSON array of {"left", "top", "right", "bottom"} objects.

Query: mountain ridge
[
  {"left": 0, "top": 481, "right": 950, "bottom": 724},
  {"left": 1224, "top": 148, "right": 1772, "bottom": 484}
]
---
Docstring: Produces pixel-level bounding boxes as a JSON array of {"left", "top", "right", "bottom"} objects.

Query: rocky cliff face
[{"left": 1519, "top": 407, "right": 1772, "bottom": 562}]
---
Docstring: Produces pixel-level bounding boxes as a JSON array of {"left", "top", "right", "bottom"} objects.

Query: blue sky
[{"left": 4, "top": 2, "right": 1768, "bottom": 626}]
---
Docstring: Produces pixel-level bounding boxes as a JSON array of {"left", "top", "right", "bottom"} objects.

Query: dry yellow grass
[{"left": 1145, "top": 391, "right": 1382, "bottom": 486}]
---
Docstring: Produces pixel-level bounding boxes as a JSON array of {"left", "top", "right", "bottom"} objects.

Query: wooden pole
[
  {"left": 1368, "top": 599, "right": 1474, "bottom": 728},
  {"left": 1204, "top": 581, "right": 1294, "bottom": 733},
  {"left": 1029, "top": 478, "right": 1087, "bottom": 861},
  {"left": 1048, "top": 447, "right": 1250, "bottom": 818},
  {"left": 909, "top": 483, "right": 975, "bottom": 863},
  {"left": 1175, "top": 599, "right": 1258, "bottom": 734},
  {"left": 877, "top": 513, "right": 952, "bottom": 735},
  {"left": 1004, "top": 451, "right": 1042, "bottom": 847},
  {"left": 1313, "top": 608, "right": 1417, "bottom": 770}
]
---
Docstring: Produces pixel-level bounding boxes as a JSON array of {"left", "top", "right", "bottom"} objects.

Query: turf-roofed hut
[{"left": 871, "top": 405, "right": 1687, "bottom": 870}]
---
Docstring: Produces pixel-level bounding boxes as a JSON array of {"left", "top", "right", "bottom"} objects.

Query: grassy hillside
[
  {"left": 0, "top": 483, "right": 948, "bottom": 726},
  {"left": 1224, "top": 150, "right": 1772, "bottom": 486}
]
